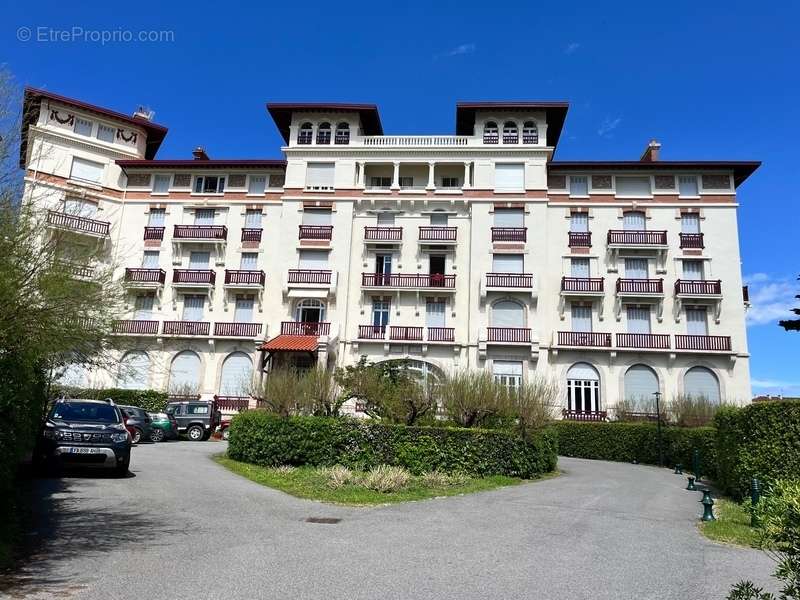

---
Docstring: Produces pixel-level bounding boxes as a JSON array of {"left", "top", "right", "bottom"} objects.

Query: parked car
[
  {"left": 34, "top": 398, "right": 132, "bottom": 476},
  {"left": 165, "top": 399, "right": 221, "bottom": 441},
  {"left": 148, "top": 412, "right": 178, "bottom": 442},
  {"left": 217, "top": 418, "right": 232, "bottom": 440},
  {"left": 118, "top": 405, "right": 153, "bottom": 444}
]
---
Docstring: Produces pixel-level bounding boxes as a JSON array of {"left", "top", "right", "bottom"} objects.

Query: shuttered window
[
  {"left": 70, "top": 157, "right": 104, "bottom": 183},
  {"left": 493, "top": 360, "right": 523, "bottom": 389},
  {"left": 430, "top": 212, "right": 449, "bottom": 226},
  {"left": 493, "top": 208, "right": 524, "bottom": 227},
  {"left": 491, "top": 301, "right": 524, "bottom": 327},
  {"left": 118, "top": 351, "right": 150, "bottom": 390},
  {"left": 625, "top": 258, "right": 648, "bottom": 279},
  {"left": 616, "top": 176, "right": 652, "bottom": 197},
  {"left": 571, "top": 258, "right": 590, "bottom": 278},
  {"left": 626, "top": 306, "right": 651, "bottom": 334},
  {"left": 377, "top": 212, "right": 395, "bottom": 225},
  {"left": 571, "top": 304, "right": 592, "bottom": 332},
  {"left": 219, "top": 352, "right": 253, "bottom": 396},
  {"left": 492, "top": 254, "right": 524, "bottom": 273},
  {"left": 240, "top": 253, "right": 258, "bottom": 270},
  {"left": 188, "top": 251, "right": 210, "bottom": 269},
  {"left": 244, "top": 210, "right": 262, "bottom": 228},
  {"left": 248, "top": 175, "right": 267, "bottom": 195},
  {"left": 570, "top": 212, "right": 589, "bottom": 232},
  {"left": 298, "top": 250, "right": 329, "bottom": 269},
  {"left": 148, "top": 208, "right": 165, "bottom": 226},
  {"left": 426, "top": 301, "right": 446, "bottom": 327},
  {"left": 624, "top": 365, "right": 659, "bottom": 402},
  {"left": 153, "top": 174, "right": 171, "bottom": 194},
  {"left": 169, "top": 351, "right": 201, "bottom": 392},
  {"left": 623, "top": 211, "right": 646, "bottom": 230},
  {"left": 65, "top": 198, "right": 97, "bottom": 218},
  {"left": 141, "top": 251, "right": 160, "bottom": 269},
  {"left": 684, "top": 367, "right": 720, "bottom": 402},
  {"left": 181, "top": 295, "right": 205, "bottom": 321},
  {"left": 678, "top": 176, "right": 699, "bottom": 197},
  {"left": 302, "top": 209, "right": 332, "bottom": 226},
  {"left": 681, "top": 213, "right": 700, "bottom": 233},
  {"left": 134, "top": 295, "right": 155, "bottom": 320},
  {"left": 194, "top": 209, "right": 215, "bottom": 225},
  {"left": 233, "top": 296, "right": 254, "bottom": 322},
  {"left": 305, "top": 163, "right": 335, "bottom": 190},
  {"left": 494, "top": 163, "right": 525, "bottom": 191},
  {"left": 686, "top": 307, "right": 708, "bottom": 335},
  {"left": 569, "top": 176, "right": 588, "bottom": 196},
  {"left": 683, "top": 260, "right": 703, "bottom": 280}
]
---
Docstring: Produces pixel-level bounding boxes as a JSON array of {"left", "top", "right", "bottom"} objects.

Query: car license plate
[{"left": 68, "top": 447, "right": 103, "bottom": 454}]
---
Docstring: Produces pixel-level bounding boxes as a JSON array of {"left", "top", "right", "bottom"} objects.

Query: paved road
[{"left": 4, "top": 441, "right": 775, "bottom": 599}]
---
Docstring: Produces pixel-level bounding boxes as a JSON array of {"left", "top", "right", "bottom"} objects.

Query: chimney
[
  {"left": 132, "top": 105, "right": 154, "bottom": 121},
  {"left": 192, "top": 146, "right": 209, "bottom": 161},
  {"left": 640, "top": 139, "right": 661, "bottom": 162}
]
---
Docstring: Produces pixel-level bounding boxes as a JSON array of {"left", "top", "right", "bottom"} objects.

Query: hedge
[
  {"left": 228, "top": 411, "right": 558, "bottom": 479},
  {"left": 715, "top": 401, "right": 800, "bottom": 499},
  {"left": 552, "top": 421, "right": 717, "bottom": 479},
  {"left": 50, "top": 387, "right": 169, "bottom": 413}
]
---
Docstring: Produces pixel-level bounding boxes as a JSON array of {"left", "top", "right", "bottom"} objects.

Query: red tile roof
[{"left": 261, "top": 335, "right": 318, "bottom": 352}]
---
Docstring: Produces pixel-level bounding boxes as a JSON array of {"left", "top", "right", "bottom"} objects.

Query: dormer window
[
  {"left": 483, "top": 121, "right": 499, "bottom": 144},
  {"left": 298, "top": 122, "right": 313, "bottom": 145},
  {"left": 317, "top": 122, "right": 331, "bottom": 145},
  {"left": 502, "top": 121, "right": 518, "bottom": 144},
  {"left": 194, "top": 176, "right": 225, "bottom": 194},
  {"left": 335, "top": 122, "right": 350, "bottom": 145},
  {"left": 522, "top": 121, "right": 538, "bottom": 144}
]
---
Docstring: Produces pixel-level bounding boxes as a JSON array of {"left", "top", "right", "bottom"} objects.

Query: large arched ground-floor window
[
  {"left": 624, "top": 364, "right": 659, "bottom": 403},
  {"left": 117, "top": 351, "right": 150, "bottom": 390},
  {"left": 169, "top": 350, "right": 201, "bottom": 394},
  {"left": 219, "top": 352, "right": 253, "bottom": 396},
  {"left": 566, "top": 362, "right": 600, "bottom": 413},
  {"left": 684, "top": 366, "right": 721, "bottom": 402}
]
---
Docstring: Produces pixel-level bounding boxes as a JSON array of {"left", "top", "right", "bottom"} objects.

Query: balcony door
[
  {"left": 686, "top": 307, "right": 708, "bottom": 335},
  {"left": 570, "top": 212, "right": 588, "bottom": 233},
  {"left": 65, "top": 198, "right": 97, "bottom": 218},
  {"left": 681, "top": 213, "right": 700, "bottom": 233},
  {"left": 623, "top": 211, "right": 646, "bottom": 230},
  {"left": 492, "top": 300, "right": 524, "bottom": 328},
  {"left": 147, "top": 208, "right": 165, "bottom": 227},
  {"left": 682, "top": 260, "right": 704, "bottom": 280},
  {"left": 624, "top": 258, "right": 648, "bottom": 279},
  {"left": 302, "top": 208, "right": 332, "bottom": 226},
  {"left": 189, "top": 251, "right": 210, "bottom": 269},
  {"left": 240, "top": 252, "right": 258, "bottom": 270},
  {"left": 296, "top": 299, "right": 324, "bottom": 323},
  {"left": 371, "top": 299, "right": 390, "bottom": 327},
  {"left": 430, "top": 212, "right": 448, "bottom": 226},
  {"left": 571, "top": 258, "right": 590, "bottom": 278},
  {"left": 298, "top": 250, "right": 329, "bottom": 270},
  {"left": 492, "top": 254, "right": 523, "bottom": 274},
  {"left": 566, "top": 362, "right": 600, "bottom": 413},
  {"left": 182, "top": 295, "right": 205, "bottom": 321},
  {"left": 571, "top": 304, "right": 592, "bottom": 332},
  {"left": 134, "top": 295, "right": 155, "bottom": 320},
  {"left": 194, "top": 209, "right": 215, "bottom": 226},
  {"left": 376, "top": 212, "right": 395, "bottom": 226},
  {"left": 626, "top": 306, "right": 651, "bottom": 334},
  {"left": 234, "top": 296, "right": 254, "bottom": 323},
  {"left": 141, "top": 251, "right": 160, "bottom": 269},
  {"left": 426, "top": 300, "right": 446, "bottom": 327},
  {"left": 494, "top": 208, "right": 524, "bottom": 228}
]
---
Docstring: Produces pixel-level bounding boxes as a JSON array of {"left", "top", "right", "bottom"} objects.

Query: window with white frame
[
  {"left": 64, "top": 198, "right": 97, "bottom": 218},
  {"left": 234, "top": 296, "right": 254, "bottom": 322},
  {"left": 70, "top": 157, "right": 104, "bottom": 184},
  {"left": 73, "top": 117, "right": 93, "bottom": 136},
  {"left": 493, "top": 208, "right": 524, "bottom": 228},
  {"left": 244, "top": 209, "right": 262, "bottom": 228},
  {"left": 616, "top": 176, "right": 652, "bottom": 197},
  {"left": 371, "top": 298, "right": 390, "bottom": 327},
  {"left": 248, "top": 175, "right": 266, "bottom": 195},
  {"left": 494, "top": 163, "right": 525, "bottom": 192},
  {"left": 492, "top": 253, "right": 524, "bottom": 273},
  {"left": 426, "top": 300, "right": 446, "bottom": 327},
  {"left": 305, "top": 162, "right": 335, "bottom": 190},
  {"left": 96, "top": 123, "right": 115, "bottom": 143},
  {"left": 623, "top": 210, "right": 646, "bottom": 230},
  {"left": 153, "top": 174, "right": 171, "bottom": 194},
  {"left": 626, "top": 305, "right": 651, "bottom": 334},
  {"left": 502, "top": 121, "right": 518, "bottom": 143},
  {"left": 298, "top": 249, "right": 329, "bottom": 269},
  {"left": 566, "top": 362, "right": 601, "bottom": 413},
  {"left": 493, "top": 361, "right": 523, "bottom": 390},
  {"left": 483, "top": 121, "right": 499, "bottom": 144},
  {"left": 399, "top": 176, "right": 414, "bottom": 188},
  {"left": 377, "top": 212, "right": 395, "bottom": 226},
  {"left": 571, "top": 257, "right": 590, "bottom": 278},
  {"left": 678, "top": 175, "right": 699, "bottom": 197},
  {"left": 570, "top": 212, "right": 589, "bottom": 232},
  {"left": 335, "top": 122, "right": 350, "bottom": 144},
  {"left": 682, "top": 259, "right": 704, "bottom": 280},
  {"left": 148, "top": 208, "right": 165, "bottom": 227},
  {"left": 370, "top": 176, "right": 391, "bottom": 189},
  {"left": 522, "top": 121, "right": 538, "bottom": 144},
  {"left": 297, "top": 122, "right": 313, "bottom": 145},
  {"left": 686, "top": 306, "right": 708, "bottom": 335},
  {"left": 440, "top": 176, "right": 460, "bottom": 188},
  {"left": 141, "top": 250, "right": 160, "bottom": 268},
  {"left": 194, "top": 209, "right": 215, "bottom": 226},
  {"left": 569, "top": 175, "right": 588, "bottom": 196},
  {"left": 316, "top": 122, "right": 332, "bottom": 145},
  {"left": 571, "top": 304, "right": 592, "bottom": 332},
  {"left": 301, "top": 208, "right": 332, "bottom": 226},
  {"left": 239, "top": 252, "right": 258, "bottom": 270},
  {"left": 181, "top": 295, "right": 205, "bottom": 321},
  {"left": 491, "top": 300, "right": 525, "bottom": 327},
  {"left": 194, "top": 176, "right": 225, "bottom": 194},
  {"left": 681, "top": 213, "right": 701, "bottom": 233}
]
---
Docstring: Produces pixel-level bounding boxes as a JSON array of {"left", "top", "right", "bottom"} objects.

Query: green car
[{"left": 147, "top": 412, "right": 179, "bottom": 442}]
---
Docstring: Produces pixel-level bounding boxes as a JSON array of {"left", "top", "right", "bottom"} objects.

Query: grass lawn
[
  {"left": 700, "top": 498, "right": 763, "bottom": 548},
  {"left": 214, "top": 455, "right": 552, "bottom": 506}
]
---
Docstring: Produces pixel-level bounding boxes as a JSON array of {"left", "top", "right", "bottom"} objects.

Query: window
[
  {"left": 494, "top": 163, "right": 525, "bottom": 191},
  {"left": 570, "top": 212, "right": 589, "bottom": 232},
  {"left": 295, "top": 298, "right": 325, "bottom": 322},
  {"left": 502, "top": 121, "right": 518, "bottom": 144},
  {"left": 244, "top": 209, "right": 262, "bottom": 228},
  {"left": 305, "top": 162, "right": 335, "bottom": 190},
  {"left": 219, "top": 352, "right": 253, "bottom": 396},
  {"left": 371, "top": 299, "right": 390, "bottom": 327},
  {"left": 194, "top": 209, "right": 215, "bottom": 226},
  {"left": 64, "top": 198, "right": 97, "bottom": 218},
  {"left": 493, "top": 361, "right": 523, "bottom": 390},
  {"left": 240, "top": 252, "right": 258, "bottom": 270},
  {"left": 571, "top": 257, "right": 590, "bottom": 278},
  {"left": 148, "top": 208, "right": 165, "bottom": 227},
  {"left": 335, "top": 122, "right": 350, "bottom": 145},
  {"left": 301, "top": 208, "right": 332, "bottom": 226},
  {"left": 492, "top": 253, "right": 524, "bottom": 273},
  {"left": 491, "top": 300, "right": 524, "bottom": 327},
  {"left": 182, "top": 295, "right": 205, "bottom": 321},
  {"left": 686, "top": 307, "right": 708, "bottom": 335},
  {"left": 623, "top": 211, "right": 646, "bottom": 230},
  {"left": 316, "top": 122, "right": 331, "bottom": 145},
  {"left": 626, "top": 306, "right": 651, "bottom": 334},
  {"left": 117, "top": 351, "right": 150, "bottom": 390},
  {"left": 624, "top": 365, "right": 659, "bottom": 403},
  {"left": 684, "top": 366, "right": 720, "bottom": 402},
  {"left": 141, "top": 250, "right": 160, "bottom": 268},
  {"left": 571, "top": 304, "right": 592, "bottom": 332},
  {"left": 616, "top": 176, "right": 652, "bottom": 197},
  {"left": 153, "top": 174, "right": 171, "bottom": 194},
  {"left": 426, "top": 300, "right": 446, "bottom": 327},
  {"left": 494, "top": 208, "right": 524, "bottom": 228},
  {"left": 624, "top": 258, "right": 648, "bottom": 279},
  {"left": 681, "top": 213, "right": 700, "bottom": 233},
  {"left": 97, "top": 123, "right": 115, "bottom": 143},
  {"left": 682, "top": 260, "right": 704, "bottom": 280},
  {"left": 483, "top": 121, "right": 499, "bottom": 144},
  {"left": 188, "top": 251, "right": 210, "bottom": 269},
  {"left": 134, "top": 294, "right": 155, "bottom": 320},
  {"left": 569, "top": 176, "right": 588, "bottom": 196},
  {"left": 194, "top": 176, "right": 225, "bottom": 194},
  {"left": 298, "top": 122, "right": 313, "bottom": 144},
  {"left": 376, "top": 212, "right": 395, "bottom": 226},
  {"left": 73, "top": 117, "right": 93, "bottom": 136},
  {"left": 187, "top": 404, "right": 209, "bottom": 415},
  {"left": 399, "top": 176, "right": 414, "bottom": 188},
  {"left": 375, "top": 254, "right": 392, "bottom": 274},
  {"left": 234, "top": 296, "right": 254, "bottom": 322},
  {"left": 248, "top": 175, "right": 266, "bottom": 195},
  {"left": 430, "top": 212, "right": 448, "bottom": 226},
  {"left": 522, "top": 121, "right": 538, "bottom": 144},
  {"left": 370, "top": 176, "right": 391, "bottom": 189},
  {"left": 70, "top": 157, "right": 104, "bottom": 184},
  {"left": 298, "top": 249, "right": 329, "bottom": 269},
  {"left": 566, "top": 362, "right": 600, "bottom": 413},
  {"left": 678, "top": 176, "right": 699, "bottom": 197},
  {"left": 440, "top": 177, "right": 460, "bottom": 188}
]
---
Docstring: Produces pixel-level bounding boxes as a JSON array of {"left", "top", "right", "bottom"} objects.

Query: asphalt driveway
[{"left": 4, "top": 441, "right": 775, "bottom": 599}]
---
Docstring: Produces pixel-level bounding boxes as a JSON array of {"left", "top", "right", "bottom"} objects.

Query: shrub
[
  {"left": 437, "top": 370, "right": 506, "bottom": 427},
  {"left": 321, "top": 465, "right": 356, "bottom": 489},
  {"left": 362, "top": 465, "right": 411, "bottom": 492},
  {"left": 228, "top": 411, "right": 558, "bottom": 479},
  {"left": 252, "top": 367, "right": 303, "bottom": 416},
  {"left": 51, "top": 386, "right": 169, "bottom": 413},
  {"left": 670, "top": 394, "right": 724, "bottom": 427},
  {"left": 421, "top": 471, "right": 468, "bottom": 487},
  {"left": 507, "top": 377, "right": 560, "bottom": 436}
]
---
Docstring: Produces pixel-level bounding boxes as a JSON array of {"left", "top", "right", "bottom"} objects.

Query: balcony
[
  {"left": 298, "top": 225, "right": 333, "bottom": 241},
  {"left": 607, "top": 230, "right": 667, "bottom": 246},
  {"left": 173, "top": 270, "right": 216, "bottom": 286},
  {"left": 163, "top": 321, "right": 211, "bottom": 336},
  {"left": 47, "top": 210, "right": 110, "bottom": 237},
  {"left": 361, "top": 273, "right": 456, "bottom": 289},
  {"left": 364, "top": 227, "right": 402, "bottom": 242},
  {"left": 487, "top": 327, "right": 531, "bottom": 344},
  {"left": 561, "top": 277, "right": 604, "bottom": 294},
  {"left": 173, "top": 225, "right": 227, "bottom": 241},
  {"left": 144, "top": 226, "right": 165, "bottom": 241},
  {"left": 112, "top": 320, "right": 159, "bottom": 335},
  {"left": 241, "top": 228, "right": 262, "bottom": 242},
  {"left": 357, "top": 325, "right": 455, "bottom": 343},
  {"left": 616, "top": 333, "right": 671, "bottom": 349},
  {"left": 562, "top": 409, "right": 607, "bottom": 422},
  {"left": 358, "top": 325, "right": 386, "bottom": 340},
  {"left": 418, "top": 226, "right": 457, "bottom": 243},
  {"left": 280, "top": 321, "right": 330, "bottom": 336},
  {"left": 679, "top": 233, "right": 704, "bottom": 249},
  {"left": 213, "top": 322, "right": 263, "bottom": 338},
  {"left": 486, "top": 273, "right": 533, "bottom": 288},
  {"left": 224, "top": 270, "right": 265, "bottom": 287},
  {"left": 287, "top": 269, "right": 332, "bottom": 285},
  {"left": 428, "top": 327, "right": 455, "bottom": 342},
  {"left": 568, "top": 232, "right": 592, "bottom": 247},
  {"left": 675, "top": 335, "right": 732, "bottom": 352},
  {"left": 214, "top": 396, "right": 250, "bottom": 411},
  {"left": 674, "top": 279, "right": 722, "bottom": 296},
  {"left": 491, "top": 227, "right": 527, "bottom": 243},
  {"left": 62, "top": 263, "right": 95, "bottom": 280},
  {"left": 125, "top": 268, "right": 166, "bottom": 285},
  {"left": 616, "top": 279, "right": 664, "bottom": 295},
  {"left": 557, "top": 331, "right": 612, "bottom": 348},
  {"left": 389, "top": 326, "right": 423, "bottom": 341},
  {"left": 362, "top": 135, "right": 469, "bottom": 147}
]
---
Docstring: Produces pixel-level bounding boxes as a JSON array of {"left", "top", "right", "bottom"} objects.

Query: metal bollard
[
  {"left": 692, "top": 449, "right": 701, "bottom": 481},
  {"left": 700, "top": 491, "right": 715, "bottom": 522},
  {"left": 686, "top": 476, "right": 697, "bottom": 491},
  {"left": 750, "top": 478, "right": 761, "bottom": 527},
  {"left": 674, "top": 463, "right": 683, "bottom": 475}
]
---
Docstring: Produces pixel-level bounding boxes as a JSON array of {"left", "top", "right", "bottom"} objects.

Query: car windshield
[{"left": 50, "top": 402, "right": 120, "bottom": 423}]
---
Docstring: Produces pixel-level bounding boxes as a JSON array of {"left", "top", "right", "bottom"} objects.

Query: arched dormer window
[
  {"left": 522, "top": 121, "right": 538, "bottom": 144},
  {"left": 502, "top": 121, "right": 518, "bottom": 144},
  {"left": 335, "top": 122, "right": 350, "bottom": 145},
  {"left": 298, "top": 122, "right": 313, "bottom": 145},
  {"left": 483, "top": 121, "right": 499, "bottom": 144},
  {"left": 316, "top": 122, "right": 331, "bottom": 145}
]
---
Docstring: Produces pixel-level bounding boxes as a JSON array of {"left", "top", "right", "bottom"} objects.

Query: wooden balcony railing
[
  {"left": 491, "top": 227, "right": 527, "bottom": 242},
  {"left": 63, "top": 263, "right": 94, "bottom": 279},
  {"left": 112, "top": 320, "right": 159, "bottom": 335},
  {"left": 568, "top": 231, "right": 592, "bottom": 247},
  {"left": 679, "top": 233, "right": 704, "bottom": 249},
  {"left": 241, "top": 228, "right": 262, "bottom": 242},
  {"left": 616, "top": 279, "right": 663, "bottom": 294},
  {"left": 486, "top": 273, "right": 533, "bottom": 288},
  {"left": 143, "top": 226, "right": 165, "bottom": 240},
  {"left": 616, "top": 333, "right": 671, "bottom": 349},
  {"left": 214, "top": 396, "right": 250, "bottom": 411},
  {"left": 675, "top": 335, "right": 731, "bottom": 352},
  {"left": 562, "top": 409, "right": 607, "bottom": 422},
  {"left": 173, "top": 269, "right": 215, "bottom": 285},
  {"left": 427, "top": 327, "right": 455, "bottom": 342},
  {"left": 280, "top": 321, "right": 330, "bottom": 336},
  {"left": 674, "top": 279, "right": 722, "bottom": 295},
  {"left": 163, "top": 321, "right": 210, "bottom": 336},
  {"left": 487, "top": 327, "right": 531, "bottom": 343},
  {"left": 389, "top": 326, "right": 423, "bottom": 341},
  {"left": 557, "top": 331, "right": 612, "bottom": 347},
  {"left": 213, "top": 322, "right": 263, "bottom": 337},
  {"left": 364, "top": 227, "right": 402, "bottom": 241},
  {"left": 361, "top": 273, "right": 456, "bottom": 288},
  {"left": 607, "top": 230, "right": 667, "bottom": 245},
  {"left": 47, "top": 210, "right": 110, "bottom": 236},
  {"left": 298, "top": 225, "right": 333, "bottom": 240},
  {"left": 173, "top": 225, "right": 227, "bottom": 240},
  {"left": 561, "top": 277, "right": 604, "bottom": 293},
  {"left": 418, "top": 226, "right": 457, "bottom": 242},
  {"left": 125, "top": 268, "right": 166, "bottom": 284},
  {"left": 358, "top": 325, "right": 386, "bottom": 339},
  {"left": 287, "top": 269, "right": 332, "bottom": 285},
  {"left": 224, "top": 270, "right": 265, "bottom": 286}
]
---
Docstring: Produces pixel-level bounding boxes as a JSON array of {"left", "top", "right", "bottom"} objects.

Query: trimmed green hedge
[
  {"left": 50, "top": 387, "right": 169, "bottom": 413},
  {"left": 228, "top": 411, "right": 558, "bottom": 479},
  {"left": 715, "top": 401, "right": 800, "bottom": 499},
  {"left": 553, "top": 421, "right": 717, "bottom": 479}
]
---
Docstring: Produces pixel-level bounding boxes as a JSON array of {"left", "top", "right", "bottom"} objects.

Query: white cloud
[
  {"left": 752, "top": 378, "right": 800, "bottom": 397},
  {"left": 436, "top": 43, "right": 476, "bottom": 59},
  {"left": 597, "top": 117, "right": 621, "bottom": 137},
  {"left": 744, "top": 272, "right": 770, "bottom": 284},
  {"left": 565, "top": 42, "right": 581, "bottom": 55},
  {"left": 744, "top": 273, "right": 798, "bottom": 326}
]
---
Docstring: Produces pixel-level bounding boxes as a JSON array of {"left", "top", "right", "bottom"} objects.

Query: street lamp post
[{"left": 653, "top": 390, "right": 664, "bottom": 467}]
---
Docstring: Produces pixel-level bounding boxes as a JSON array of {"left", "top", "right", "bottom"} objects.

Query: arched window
[
  {"left": 58, "top": 363, "right": 90, "bottom": 388},
  {"left": 684, "top": 366, "right": 720, "bottom": 402},
  {"left": 522, "top": 121, "right": 538, "bottom": 144},
  {"left": 219, "top": 352, "right": 253, "bottom": 397},
  {"left": 295, "top": 298, "right": 325, "bottom": 323},
  {"left": 566, "top": 362, "right": 600, "bottom": 413},
  {"left": 297, "top": 122, "right": 313, "bottom": 145},
  {"left": 316, "top": 122, "right": 331, "bottom": 145},
  {"left": 377, "top": 359, "right": 443, "bottom": 385},
  {"left": 623, "top": 210, "right": 646, "bottom": 230},
  {"left": 624, "top": 364, "right": 658, "bottom": 403},
  {"left": 335, "top": 122, "right": 350, "bottom": 145},
  {"left": 483, "top": 121, "right": 499, "bottom": 144},
  {"left": 502, "top": 121, "right": 518, "bottom": 144},
  {"left": 169, "top": 350, "right": 201, "bottom": 394},
  {"left": 118, "top": 351, "right": 150, "bottom": 390},
  {"left": 491, "top": 300, "right": 525, "bottom": 327}
]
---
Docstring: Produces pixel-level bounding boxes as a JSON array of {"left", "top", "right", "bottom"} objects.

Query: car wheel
[
  {"left": 222, "top": 428, "right": 230, "bottom": 441},
  {"left": 150, "top": 428, "right": 165, "bottom": 443},
  {"left": 131, "top": 428, "right": 143, "bottom": 445},
  {"left": 187, "top": 425, "right": 204, "bottom": 441}
]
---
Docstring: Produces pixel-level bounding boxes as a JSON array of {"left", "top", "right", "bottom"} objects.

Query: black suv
[
  {"left": 165, "top": 400, "right": 220, "bottom": 441},
  {"left": 35, "top": 399, "right": 132, "bottom": 476}
]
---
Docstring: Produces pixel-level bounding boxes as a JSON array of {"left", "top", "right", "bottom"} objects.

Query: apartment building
[{"left": 20, "top": 88, "right": 759, "bottom": 416}]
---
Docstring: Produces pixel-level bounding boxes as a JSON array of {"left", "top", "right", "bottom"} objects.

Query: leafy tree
[
  {"left": 437, "top": 370, "right": 507, "bottom": 428},
  {"left": 779, "top": 275, "right": 800, "bottom": 332}
]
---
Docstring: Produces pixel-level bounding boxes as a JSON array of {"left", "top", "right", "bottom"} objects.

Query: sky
[{"left": 2, "top": 0, "right": 798, "bottom": 396}]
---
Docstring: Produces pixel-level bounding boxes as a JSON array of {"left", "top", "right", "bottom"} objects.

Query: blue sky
[{"left": 3, "top": 0, "right": 798, "bottom": 396}]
